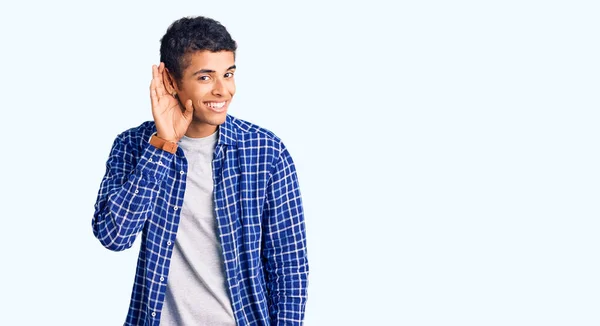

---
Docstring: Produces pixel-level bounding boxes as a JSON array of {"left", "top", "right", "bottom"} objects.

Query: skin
[{"left": 150, "top": 50, "right": 237, "bottom": 141}]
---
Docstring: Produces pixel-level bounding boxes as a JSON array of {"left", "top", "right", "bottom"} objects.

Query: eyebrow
[{"left": 193, "top": 65, "right": 237, "bottom": 75}]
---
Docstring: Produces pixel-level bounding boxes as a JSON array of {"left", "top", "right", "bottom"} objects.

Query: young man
[{"left": 92, "top": 16, "right": 308, "bottom": 326}]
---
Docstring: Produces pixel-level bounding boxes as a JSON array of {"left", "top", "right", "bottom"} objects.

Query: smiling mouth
[{"left": 204, "top": 101, "right": 228, "bottom": 113}]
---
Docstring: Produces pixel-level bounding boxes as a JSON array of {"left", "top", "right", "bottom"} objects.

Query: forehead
[{"left": 182, "top": 50, "right": 235, "bottom": 74}]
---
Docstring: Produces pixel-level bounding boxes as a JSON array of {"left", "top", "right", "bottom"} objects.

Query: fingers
[
  {"left": 159, "top": 66, "right": 171, "bottom": 97},
  {"left": 150, "top": 63, "right": 167, "bottom": 108},
  {"left": 152, "top": 64, "right": 159, "bottom": 80},
  {"left": 150, "top": 75, "right": 159, "bottom": 109},
  {"left": 150, "top": 63, "right": 170, "bottom": 110},
  {"left": 150, "top": 64, "right": 166, "bottom": 98}
]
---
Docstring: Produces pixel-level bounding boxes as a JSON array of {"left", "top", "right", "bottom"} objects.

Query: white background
[{"left": 1, "top": 1, "right": 599, "bottom": 325}]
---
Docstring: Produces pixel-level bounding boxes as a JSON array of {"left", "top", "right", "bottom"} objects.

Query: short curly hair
[{"left": 160, "top": 16, "right": 237, "bottom": 83}]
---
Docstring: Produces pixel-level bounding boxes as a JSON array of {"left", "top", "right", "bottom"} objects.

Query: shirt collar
[{"left": 216, "top": 114, "right": 238, "bottom": 147}]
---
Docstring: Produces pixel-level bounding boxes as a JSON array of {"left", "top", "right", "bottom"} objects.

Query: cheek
[
  {"left": 190, "top": 89, "right": 211, "bottom": 105},
  {"left": 193, "top": 97, "right": 206, "bottom": 109}
]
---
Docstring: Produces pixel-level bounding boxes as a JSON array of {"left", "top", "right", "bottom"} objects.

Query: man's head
[
  {"left": 160, "top": 16, "right": 237, "bottom": 82},
  {"left": 160, "top": 16, "right": 238, "bottom": 137}
]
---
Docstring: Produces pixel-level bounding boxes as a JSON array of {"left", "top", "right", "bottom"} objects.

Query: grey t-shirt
[{"left": 159, "top": 131, "right": 236, "bottom": 326}]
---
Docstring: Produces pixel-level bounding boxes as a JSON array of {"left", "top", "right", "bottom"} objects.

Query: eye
[
  {"left": 224, "top": 72, "right": 234, "bottom": 78},
  {"left": 198, "top": 75, "right": 211, "bottom": 81}
]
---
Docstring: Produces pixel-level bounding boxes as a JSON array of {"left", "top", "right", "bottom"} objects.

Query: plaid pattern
[{"left": 92, "top": 115, "right": 308, "bottom": 326}]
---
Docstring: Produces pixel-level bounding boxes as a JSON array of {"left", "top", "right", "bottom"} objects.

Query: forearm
[
  {"left": 265, "top": 239, "right": 309, "bottom": 325},
  {"left": 92, "top": 137, "right": 174, "bottom": 251},
  {"left": 263, "top": 146, "right": 309, "bottom": 324},
  {"left": 92, "top": 173, "right": 158, "bottom": 251}
]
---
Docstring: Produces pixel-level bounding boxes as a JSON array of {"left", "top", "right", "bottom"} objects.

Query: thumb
[{"left": 183, "top": 99, "right": 194, "bottom": 119}]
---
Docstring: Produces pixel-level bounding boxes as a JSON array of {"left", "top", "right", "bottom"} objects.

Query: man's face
[{"left": 174, "top": 50, "right": 236, "bottom": 136}]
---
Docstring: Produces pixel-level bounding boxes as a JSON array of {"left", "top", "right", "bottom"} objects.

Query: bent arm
[
  {"left": 92, "top": 134, "right": 173, "bottom": 251},
  {"left": 263, "top": 146, "right": 309, "bottom": 325}
]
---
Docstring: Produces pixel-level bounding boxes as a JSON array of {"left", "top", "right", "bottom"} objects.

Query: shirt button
[
  {"left": 167, "top": 241, "right": 172, "bottom": 245},
  {"left": 180, "top": 171, "right": 184, "bottom": 175},
  {"left": 148, "top": 158, "right": 153, "bottom": 162},
  {"left": 151, "top": 312, "right": 156, "bottom": 317},
  {"left": 158, "top": 161, "right": 163, "bottom": 166},
  {"left": 160, "top": 277, "right": 165, "bottom": 281},
  {"left": 134, "top": 189, "right": 139, "bottom": 194},
  {"left": 174, "top": 207, "right": 178, "bottom": 211}
]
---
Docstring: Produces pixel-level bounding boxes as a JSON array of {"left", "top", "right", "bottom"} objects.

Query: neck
[{"left": 185, "top": 123, "right": 218, "bottom": 138}]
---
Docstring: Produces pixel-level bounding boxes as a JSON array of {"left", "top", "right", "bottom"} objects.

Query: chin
[
  {"left": 193, "top": 111, "right": 227, "bottom": 125},
  {"left": 207, "top": 114, "right": 228, "bottom": 126}
]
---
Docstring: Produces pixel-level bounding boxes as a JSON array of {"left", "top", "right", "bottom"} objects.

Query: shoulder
[
  {"left": 113, "top": 121, "right": 156, "bottom": 151},
  {"left": 226, "top": 115, "right": 294, "bottom": 167},
  {"left": 227, "top": 115, "right": 283, "bottom": 147}
]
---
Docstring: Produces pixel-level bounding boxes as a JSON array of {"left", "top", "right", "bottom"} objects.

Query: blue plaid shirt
[{"left": 92, "top": 115, "right": 308, "bottom": 326}]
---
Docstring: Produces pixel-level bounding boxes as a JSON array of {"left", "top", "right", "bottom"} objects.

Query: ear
[{"left": 162, "top": 68, "right": 179, "bottom": 96}]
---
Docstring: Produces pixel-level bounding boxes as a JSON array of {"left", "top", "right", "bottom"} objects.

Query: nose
[{"left": 212, "top": 78, "right": 225, "bottom": 96}]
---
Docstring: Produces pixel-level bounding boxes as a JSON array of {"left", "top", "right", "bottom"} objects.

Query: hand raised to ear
[{"left": 150, "top": 62, "right": 193, "bottom": 143}]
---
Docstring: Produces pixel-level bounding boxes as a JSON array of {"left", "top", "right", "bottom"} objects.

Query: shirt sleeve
[
  {"left": 262, "top": 144, "right": 309, "bottom": 325},
  {"left": 92, "top": 133, "right": 174, "bottom": 251}
]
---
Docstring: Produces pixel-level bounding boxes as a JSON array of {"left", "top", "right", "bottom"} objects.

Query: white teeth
[{"left": 206, "top": 102, "right": 226, "bottom": 109}]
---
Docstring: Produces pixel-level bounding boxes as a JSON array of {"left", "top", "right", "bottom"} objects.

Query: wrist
[
  {"left": 149, "top": 133, "right": 178, "bottom": 154},
  {"left": 155, "top": 133, "right": 179, "bottom": 143}
]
